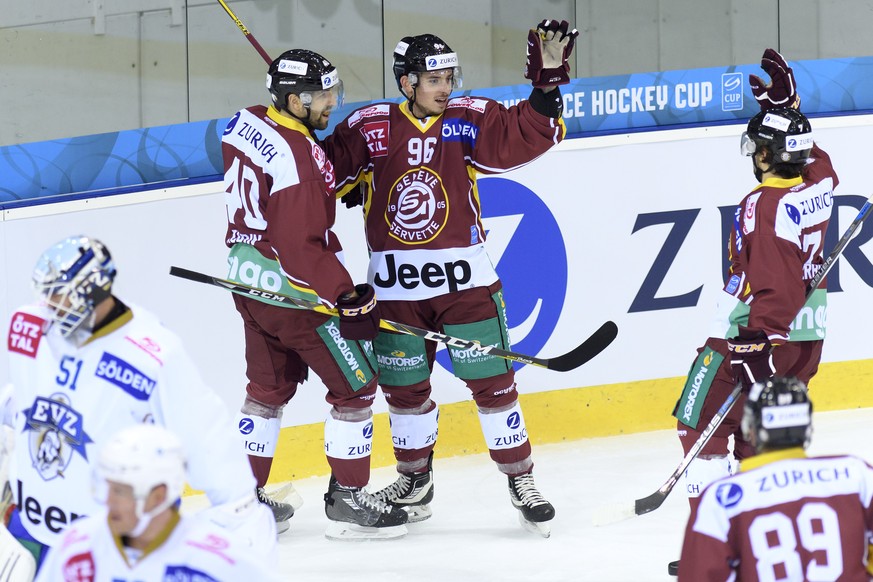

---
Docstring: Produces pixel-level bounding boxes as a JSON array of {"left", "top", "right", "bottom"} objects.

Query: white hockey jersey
[
  {"left": 5, "top": 303, "right": 260, "bottom": 547},
  {"left": 35, "top": 509, "right": 282, "bottom": 582}
]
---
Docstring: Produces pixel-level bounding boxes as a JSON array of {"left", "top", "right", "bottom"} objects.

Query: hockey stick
[
  {"left": 169, "top": 266, "right": 618, "bottom": 372},
  {"left": 216, "top": 0, "right": 272, "bottom": 65},
  {"left": 593, "top": 192, "right": 873, "bottom": 526}
]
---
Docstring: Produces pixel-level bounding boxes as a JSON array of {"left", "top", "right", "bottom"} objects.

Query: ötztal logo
[{"left": 385, "top": 167, "right": 448, "bottom": 244}]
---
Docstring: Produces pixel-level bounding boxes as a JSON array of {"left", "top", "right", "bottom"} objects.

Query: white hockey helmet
[
  {"left": 96, "top": 424, "right": 187, "bottom": 514},
  {"left": 32, "top": 235, "right": 116, "bottom": 337}
]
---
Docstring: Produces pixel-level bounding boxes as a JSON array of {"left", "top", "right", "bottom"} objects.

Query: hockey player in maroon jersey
[
  {"left": 679, "top": 377, "right": 873, "bottom": 581},
  {"left": 668, "top": 49, "right": 839, "bottom": 575},
  {"left": 221, "top": 49, "right": 408, "bottom": 539},
  {"left": 323, "top": 20, "right": 578, "bottom": 536}
]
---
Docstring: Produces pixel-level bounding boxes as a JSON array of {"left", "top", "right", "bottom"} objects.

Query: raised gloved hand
[
  {"left": 524, "top": 19, "right": 579, "bottom": 89},
  {"left": 727, "top": 328, "right": 774, "bottom": 392},
  {"left": 749, "top": 48, "right": 798, "bottom": 110},
  {"left": 336, "top": 284, "right": 380, "bottom": 341}
]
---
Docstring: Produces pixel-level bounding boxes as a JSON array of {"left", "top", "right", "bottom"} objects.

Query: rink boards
[{"left": 2, "top": 115, "right": 872, "bottom": 480}]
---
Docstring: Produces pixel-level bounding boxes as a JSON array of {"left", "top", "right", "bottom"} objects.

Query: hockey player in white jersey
[
  {"left": 2, "top": 235, "right": 275, "bottom": 572},
  {"left": 36, "top": 424, "right": 282, "bottom": 581}
]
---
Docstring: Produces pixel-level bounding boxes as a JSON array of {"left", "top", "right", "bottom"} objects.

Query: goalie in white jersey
[
  {"left": 2, "top": 235, "right": 276, "bottom": 574},
  {"left": 678, "top": 377, "right": 873, "bottom": 581},
  {"left": 36, "top": 424, "right": 281, "bottom": 581}
]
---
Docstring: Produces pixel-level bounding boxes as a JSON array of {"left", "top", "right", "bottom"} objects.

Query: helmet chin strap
[{"left": 128, "top": 495, "right": 176, "bottom": 539}]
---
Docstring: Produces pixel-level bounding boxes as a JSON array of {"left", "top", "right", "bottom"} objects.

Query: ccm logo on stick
[{"left": 373, "top": 254, "right": 471, "bottom": 292}]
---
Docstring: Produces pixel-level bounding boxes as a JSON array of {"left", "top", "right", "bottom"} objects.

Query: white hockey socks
[
  {"left": 324, "top": 407, "right": 374, "bottom": 464},
  {"left": 237, "top": 396, "right": 283, "bottom": 459},
  {"left": 388, "top": 401, "right": 438, "bottom": 474},
  {"left": 478, "top": 401, "right": 533, "bottom": 474},
  {"left": 683, "top": 456, "right": 734, "bottom": 498}
]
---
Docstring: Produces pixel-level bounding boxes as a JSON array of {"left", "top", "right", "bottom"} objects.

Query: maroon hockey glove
[
  {"left": 727, "top": 329, "right": 774, "bottom": 393},
  {"left": 336, "top": 284, "right": 380, "bottom": 341},
  {"left": 524, "top": 19, "right": 579, "bottom": 89},
  {"left": 749, "top": 48, "right": 798, "bottom": 111}
]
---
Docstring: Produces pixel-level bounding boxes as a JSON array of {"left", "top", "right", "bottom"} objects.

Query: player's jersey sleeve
[
  {"left": 678, "top": 485, "right": 736, "bottom": 581},
  {"left": 147, "top": 329, "right": 256, "bottom": 506},
  {"left": 465, "top": 97, "right": 566, "bottom": 174},
  {"left": 324, "top": 103, "right": 390, "bottom": 199},
  {"left": 223, "top": 106, "right": 354, "bottom": 304}
]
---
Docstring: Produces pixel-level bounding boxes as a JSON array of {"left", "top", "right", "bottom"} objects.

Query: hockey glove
[
  {"left": 749, "top": 48, "right": 798, "bottom": 111},
  {"left": 340, "top": 183, "right": 364, "bottom": 209},
  {"left": 726, "top": 329, "right": 774, "bottom": 393},
  {"left": 336, "top": 284, "right": 380, "bottom": 341},
  {"left": 524, "top": 19, "right": 579, "bottom": 89}
]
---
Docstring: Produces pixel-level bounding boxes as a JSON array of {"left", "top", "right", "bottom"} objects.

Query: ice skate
[
  {"left": 324, "top": 476, "right": 408, "bottom": 541},
  {"left": 371, "top": 452, "right": 434, "bottom": 522},
  {"left": 268, "top": 481, "right": 304, "bottom": 511},
  {"left": 256, "top": 486, "right": 294, "bottom": 534},
  {"left": 508, "top": 473, "right": 555, "bottom": 538}
]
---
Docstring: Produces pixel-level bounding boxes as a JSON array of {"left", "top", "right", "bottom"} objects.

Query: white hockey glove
[
  {"left": 524, "top": 19, "right": 579, "bottom": 89},
  {"left": 0, "top": 522, "right": 36, "bottom": 582}
]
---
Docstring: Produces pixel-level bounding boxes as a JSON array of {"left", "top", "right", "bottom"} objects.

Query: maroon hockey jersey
[
  {"left": 710, "top": 144, "right": 838, "bottom": 344},
  {"left": 324, "top": 97, "right": 565, "bottom": 301},
  {"left": 680, "top": 449, "right": 873, "bottom": 581},
  {"left": 222, "top": 105, "right": 354, "bottom": 304}
]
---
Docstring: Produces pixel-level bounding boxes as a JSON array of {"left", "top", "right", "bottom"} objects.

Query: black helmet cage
[
  {"left": 741, "top": 108, "right": 813, "bottom": 165},
  {"left": 267, "top": 49, "right": 343, "bottom": 113},
  {"left": 741, "top": 377, "right": 813, "bottom": 450},
  {"left": 392, "top": 34, "right": 463, "bottom": 95}
]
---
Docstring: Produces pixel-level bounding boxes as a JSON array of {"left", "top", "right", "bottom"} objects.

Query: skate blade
[
  {"left": 518, "top": 513, "right": 551, "bottom": 538},
  {"left": 269, "top": 482, "right": 304, "bottom": 511},
  {"left": 275, "top": 519, "right": 291, "bottom": 535},
  {"left": 404, "top": 503, "right": 433, "bottom": 523},
  {"left": 324, "top": 521, "right": 408, "bottom": 541}
]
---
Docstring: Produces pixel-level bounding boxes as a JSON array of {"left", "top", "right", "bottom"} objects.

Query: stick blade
[
  {"left": 591, "top": 501, "right": 637, "bottom": 527},
  {"left": 633, "top": 490, "right": 668, "bottom": 516},
  {"left": 547, "top": 321, "right": 618, "bottom": 372}
]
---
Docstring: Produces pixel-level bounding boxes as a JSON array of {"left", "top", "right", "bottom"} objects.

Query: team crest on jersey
[
  {"left": 22, "top": 394, "right": 94, "bottom": 481},
  {"left": 386, "top": 167, "right": 448, "bottom": 244},
  {"left": 8, "top": 311, "right": 45, "bottom": 358}
]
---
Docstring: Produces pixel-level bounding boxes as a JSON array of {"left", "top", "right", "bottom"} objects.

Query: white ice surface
[{"left": 184, "top": 407, "right": 873, "bottom": 582}]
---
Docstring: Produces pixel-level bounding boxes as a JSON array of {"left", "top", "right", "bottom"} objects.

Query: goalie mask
[
  {"left": 267, "top": 49, "right": 344, "bottom": 119},
  {"left": 741, "top": 376, "right": 812, "bottom": 452},
  {"left": 392, "top": 34, "right": 463, "bottom": 96},
  {"left": 32, "top": 235, "right": 117, "bottom": 338}
]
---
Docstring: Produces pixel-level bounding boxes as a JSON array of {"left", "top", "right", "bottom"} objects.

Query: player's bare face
[
  {"left": 307, "top": 90, "right": 339, "bottom": 131},
  {"left": 106, "top": 480, "right": 140, "bottom": 536},
  {"left": 411, "top": 70, "right": 454, "bottom": 118}
]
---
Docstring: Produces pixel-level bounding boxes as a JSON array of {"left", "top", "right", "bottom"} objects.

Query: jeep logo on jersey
[
  {"left": 386, "top": 167, "right": 449, "bottom": 244},
  {"left": 435, "top": 177, "right": 567, "bottom": 373},
  {"left": 23, "top": 394, "right": 94, "bottom": 481}
]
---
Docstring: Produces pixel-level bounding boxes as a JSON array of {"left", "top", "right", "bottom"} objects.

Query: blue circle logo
[
  {"left": 224, "top": 111, "right": 240, "bottom": 136},
  {"left": 363, "top": 422, "right": 374, "bottom": 439},
  {"left": 238, "top": 417, "right": 254, "bottom": 435},
  {"left": 427, "top": 58, "right": 437, "bottom": 68},
  {"left": 506, "top": 411, "right": 521, "bottom": 429},
  {"left": 435, "top": 177, "right": 567, "bottom": 372},
  {"left": 714, "top": 482, "right": 743, "bottom": 508}
]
